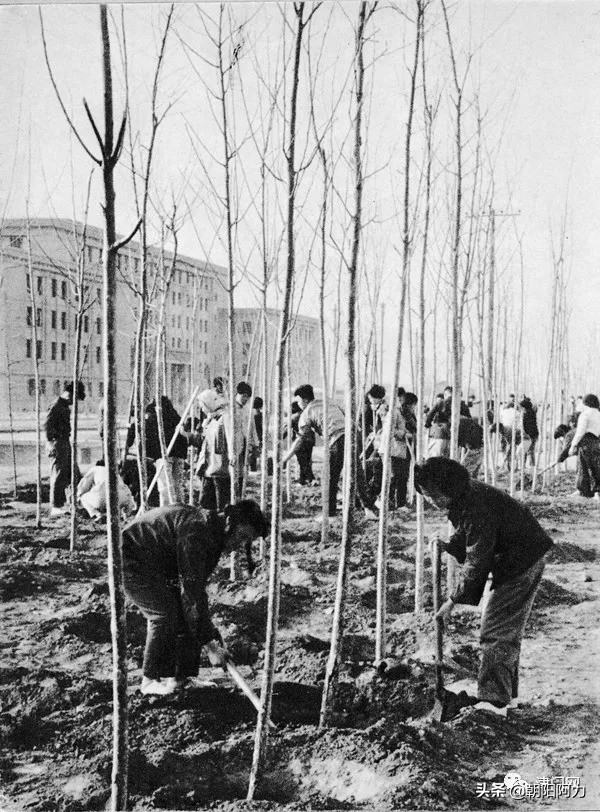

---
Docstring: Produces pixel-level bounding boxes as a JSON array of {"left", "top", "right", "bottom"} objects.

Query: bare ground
[{"left": 1, "top": 469, "right": 599, "bottom": 811}]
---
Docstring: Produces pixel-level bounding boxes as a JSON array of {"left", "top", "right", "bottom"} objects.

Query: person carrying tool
[
  {"left": 122, "top": 499, "right": 268, "bottom": 695},
  {"left": 414, "top": 457, "right": 553, "bottom": 716}
]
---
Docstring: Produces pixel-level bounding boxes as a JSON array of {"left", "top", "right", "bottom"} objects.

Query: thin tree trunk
[
  {"left": 5, "top": 347, "right": 18, "bottom": 497},
  {"left": 320, "top": 0, "right": 370, "bottom": 725},
  {"left": 99, "top": 8, "right": 129, "bottom": 807},
  {"left": 247, "top": 3, "right": 307, "bottom": 795},
  {"left": 25, "top": 217, "right": 42, "bottom": 528},
  {"left": 376, "top": 0, "right": 421, "bottom": 651}
]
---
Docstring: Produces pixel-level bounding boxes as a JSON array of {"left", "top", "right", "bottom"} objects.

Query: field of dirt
[{"left": 1, "top": 468, "right": 599, "bottom": 811}]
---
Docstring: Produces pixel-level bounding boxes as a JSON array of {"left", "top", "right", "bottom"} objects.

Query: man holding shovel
[
  {"left": 122, "top": 499, "right": 268, "bottom": 696},
  {"left": 414, "top": 457, "right": 553, "bottom": 717}
]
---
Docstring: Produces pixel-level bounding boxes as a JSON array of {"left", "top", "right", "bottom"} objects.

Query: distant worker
[
  {"left": 415, "top": 457, "right": 553, "bottom": 716},
  {"left": 77, "top": 459, "right": 135, "bottom": 521},
  {"left": 282, "top": 384, "right": 378, "bottom": 522},
  {"left": 569, "top": 393, "right": 600, "bottom": 500},
  {"left": 122, "top": 500, "right": 267, "bottom": 695},
  {"left": 45, "top": 381, "right": 86, "bottom": 518}
]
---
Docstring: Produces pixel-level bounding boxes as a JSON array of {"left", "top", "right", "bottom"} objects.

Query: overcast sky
[{"left": 1, "top": 0, "right": 599, "bottom": 395}]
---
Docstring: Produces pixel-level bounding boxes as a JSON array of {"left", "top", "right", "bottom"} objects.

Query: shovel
[
  {"left": 430, "top": 537, "right": 446, "bottom": 721},
  {"left": 223, "top": 661, "right": 277, "bottom": 730}
]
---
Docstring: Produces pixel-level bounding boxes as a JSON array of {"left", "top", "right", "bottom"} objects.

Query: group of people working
[{"left": 44, "top": 376, "right": 591, "bottom": 721}]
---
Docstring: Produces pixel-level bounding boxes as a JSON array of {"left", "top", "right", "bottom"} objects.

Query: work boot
[{"left": 140, "top": 677, "right": 176, "bottom": 696}]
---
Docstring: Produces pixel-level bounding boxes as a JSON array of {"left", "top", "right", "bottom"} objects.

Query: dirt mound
[
  {"left": 534, "top": 578, "right": 588, "bottom": 608},
  {"left": 546, "top": 541, "right": 597, "bottom": 563},
  {"left": 0, "top": 565, "right": 54, "bottom": 601}
]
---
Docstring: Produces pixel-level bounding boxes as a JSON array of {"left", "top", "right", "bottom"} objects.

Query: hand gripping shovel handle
[{"left": 223, "top": 661, "right": 277, "bottom": 730}]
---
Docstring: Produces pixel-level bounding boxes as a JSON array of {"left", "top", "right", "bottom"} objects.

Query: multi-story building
[
  {"left": 219, "top": 307, "right": 321, "bottom": 397},
  {"left": 0, "top": 218, "right": 227, "bottom": 416}
]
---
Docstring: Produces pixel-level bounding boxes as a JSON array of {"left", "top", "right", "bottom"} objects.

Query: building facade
[
  {"left": 0, "top": 218, "right": 227, "bottom": 416},
  {"left": 219, "top": 307, "right": 321, "bottom": 398}
]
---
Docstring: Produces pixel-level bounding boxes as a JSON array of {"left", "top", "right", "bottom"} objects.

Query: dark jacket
[
  {"left": 144, "top": 399, "right": 188, "bottom": 460},
  {"left": 445, "top": 480, "right": 553, "bottom": 606},
  {"left": 425, "top": 398, "right": 471, "bottom": 430},
  {"left": 122, "top": 505, "right": 226, "bottom": 645},
  {"left": 521, "top": 401, "right": 539, "bottom": 441},
  {"left": 458, "top": 417, "right": 483, "bottom": 450},
  {"left": 45, "top": 398, "right": 71, "bottom": 444}
]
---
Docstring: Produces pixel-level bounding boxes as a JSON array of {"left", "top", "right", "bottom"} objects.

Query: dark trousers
[
  {"left": 389, "top": 456, "right": 410, "bottom": 509},
  {"left": 200, "top": 476, "right": 231, "bottom": 511},
  {"left": 578, "top": 435, "right": 600, "bottom": 497},
  {"left": 295, "top": 444, "right": 315, "bottom": 483},
  {"left": 478, "top": 556, "right": 545, "bottom": 705},
  {"left": 327, "top": 435, "right": 376, "bottom": 516},
  {"left": 124, "top": 566, "right": 200, "bottom": 680},
  {"left": 49, "top": 442, "right": 80, "bottom": 508}
]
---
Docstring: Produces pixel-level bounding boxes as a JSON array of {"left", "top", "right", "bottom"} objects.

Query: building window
[
  {"left": 205, "top": 320, "right": 208, "bottom": 333},
  {"left": 61, "top": 312, "right": 66, "bottom": 330},
  {"left": 28, "top": 378, "right": 35, "bottom": 397},
  {"left": 178, "top": 292, "right": 181, "bottom": 305},
  {"left": 61, "top": 343, "right": 66, "bottom": 361},
  {"left": 26, "top": 307, "right": 32, "bottom": 326},
  {"left": 96, "top": 347, "right": 101, "bottom": 364},
  {"left": 51, "top": 278, "right": 57, "bottom": 297},
  {"left": 186, "top": 339, "right": 189, "bottom": 350},
  {"left": 53, "top": 379, "right": 61, "bottom": 396},
  {"left": 51, "top": 342, "right": 56, "bottom": 360},
  {"left": 96, "top": 318, "right": 101, "bottom": 335},
  {"left": 86, "top": 246, "right": 93, "bottom": 264},
  {"left": 37, "top": 276, "right": 43, "bottom": 295},
  {"left": 177, "top": 338, "right": 181, "bottom": 349},
  {"left": 51, "top": 311, "right": 57, "bottom": 329},
  {"left": 205, "top": 298, "right": 208, "bottom": 311},
  {"left": 10, "top": 235, "right": 24, "bottom": 249},
  {"left": 186, "top": 317, "right": 189, "bottom": 330},
  {"left": 84, "top": 316, "right": 89, "bottom": 333},
  {"left": 40, "top": 379, "right": 46, "bottom": 396},
  {"left": 36, "top": 308, "right": 42, "bottom": 327},
  {"left": 177, "top": 316, "right": 181, "bottom": 329},
  {"left": 97, "top": 288, "right": 101, "bottom": 301},
  {"left": 171, "top": 316, "right": 175, "bottom": 328},
  {"left": 26, "top": 339, "right": 31, "bottom": 358},
  {"left": 172, "top": 292, "right": 176, "bottom": 305},
  {"left": 61, "top": 280, "right": 67, "bottom": 299},
  {"left": 36, "top": 340, "right": 42, "bottom": 359},
  {"left": 98, "top": 381, "right": 104, "bottom": 397},
  {"left": 26, "top": 273, "right": 30, "bottom": 291},
  {"left": 171, "top": 337, "right": 175, "bottom": 348}
]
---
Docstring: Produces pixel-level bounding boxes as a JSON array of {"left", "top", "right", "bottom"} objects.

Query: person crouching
[{"left": 122, "top": 499, "right": 268, "bottom": 695}]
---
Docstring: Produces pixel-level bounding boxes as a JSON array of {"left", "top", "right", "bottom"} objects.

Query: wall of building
[
  {"left": 0, "top": 219, "right": 227, "bottom": 418},
  {"left": 216, "top": 307, "right": 321, "bottom": 401}
]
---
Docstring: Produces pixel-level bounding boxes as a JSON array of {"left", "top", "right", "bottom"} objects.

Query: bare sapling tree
[
  {"left": 69, "top": 175, "right": 94, "bottom": 553},
  {"left": 154, "top": 214, "right": 179, "bottom": 505},
  {"left": 414, "top": 4, "right": 436, "bottom": 612},
  {"left": 3, "top": 343, "right": 19, "bottom": 497},
  {"left": 25, "top": 212, "right": 43, "bottom": 528},
  {"left": 248, "top": 2, "right": 317, "bottom": 795},
  {"left": 119, "top": 4, "right": 175, "bottom": 514},
  {"left": 320, "top": 0, "right": 375, "bottom": 725},
  {"left": 375, "top": 0, "right": 422, "bottom": 655},
  {"left": 41, "top": 4, "right": 144, "bottom": 805}
]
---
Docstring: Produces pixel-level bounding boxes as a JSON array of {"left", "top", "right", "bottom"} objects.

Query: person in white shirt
[
  {"left": 282, "top": 384, "right": 377, "bottom": 521},
  {"left": 569, "top": 394, "right": 600, "bottom": 499},
  {"left": 77, "top": 459, "right": 135, "bottom": 520}
]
